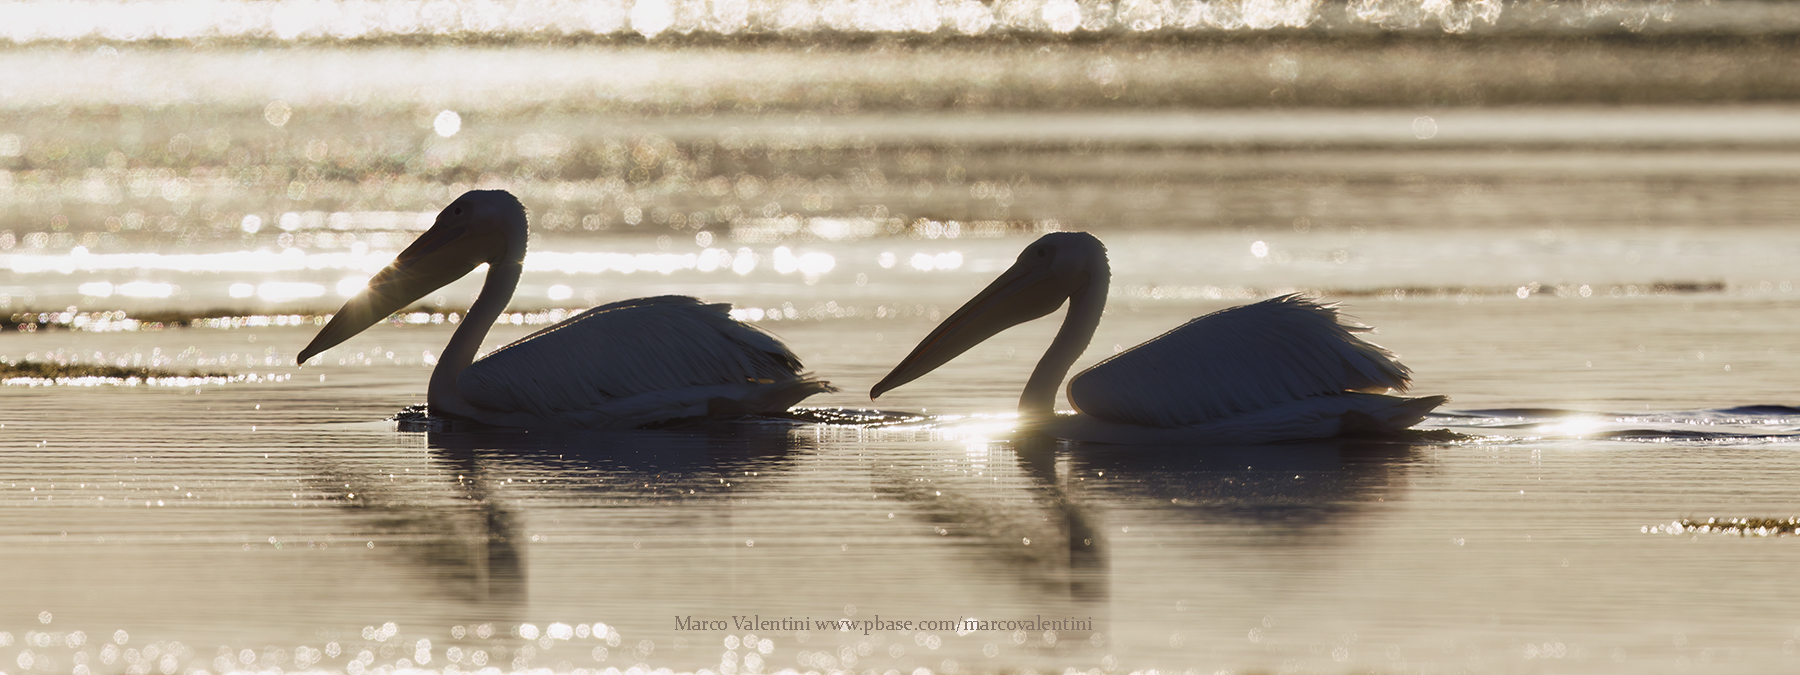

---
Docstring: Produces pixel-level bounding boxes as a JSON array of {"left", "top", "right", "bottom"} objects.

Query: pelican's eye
[
  {"left": 453, "top": 206, "right": 463, "bottom": 216},
  {"left": 1035, "top": 247, "right": 1047, "bottom": 258}
]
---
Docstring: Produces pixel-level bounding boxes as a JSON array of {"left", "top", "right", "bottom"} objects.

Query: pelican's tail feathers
[
  {"left": 1340, "top": 394, "right": 1450, "bottom": 434},
  {"left": 552, "top": 376, "right": 835, "bottom": 428},
  {"left": 724, "top": 374, "right": 837, "bottom": 415}
]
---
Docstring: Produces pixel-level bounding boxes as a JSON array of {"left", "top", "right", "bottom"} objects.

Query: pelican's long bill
[
  {"left": 870, "top": 255, "right": 1072, "bottom": 399},
  {"left": 296, "top": 209, "right": 500, "bottom": 365}
]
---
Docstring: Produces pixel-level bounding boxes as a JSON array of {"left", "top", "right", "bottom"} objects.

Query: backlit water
[{"left": 6, "top": 3, "right": 1800, "bottom": 674}]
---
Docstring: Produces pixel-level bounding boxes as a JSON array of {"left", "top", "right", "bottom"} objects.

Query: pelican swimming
[
  {"left": 870, "top": 232, "right": 1445, "bottom": 444},
  {"left": 298, "top": 190, "right": 832, "bottom": 429}
]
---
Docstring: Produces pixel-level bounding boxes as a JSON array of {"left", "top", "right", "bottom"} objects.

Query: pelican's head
[
  {"left": 297, "top": 190, "right": 528, "bottom": 364},
  {"left": 870, "top": 231, "right": 1107, "bottom": 399}
]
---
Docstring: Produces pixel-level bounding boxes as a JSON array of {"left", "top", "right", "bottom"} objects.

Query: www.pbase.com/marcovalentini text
[{"left": 676, "top": 615, "right": 1094, "bottom": 635}]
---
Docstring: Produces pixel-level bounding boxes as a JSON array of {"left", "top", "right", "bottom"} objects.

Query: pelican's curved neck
[
  {"left": 429, "top": 261, "right": 520, "bottom": 418},
  {"left": 1020, "top": 267, "right": 1109, "bottom": 419}
]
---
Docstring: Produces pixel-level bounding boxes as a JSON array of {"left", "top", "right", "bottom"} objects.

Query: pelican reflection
[
  {"left": 879, "top": 430, "right": 1440, "bottom": 605},
  {"left": 295, "top": 441, "right": 527, "bottom": 623}
]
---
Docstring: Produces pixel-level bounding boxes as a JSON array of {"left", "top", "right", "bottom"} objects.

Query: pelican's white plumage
[
  {"left": 458, "top": 295, "right": 818, "bottom": 423},
  {"left": 299, "top": 190, "right": 830, "bottom": 429},
  {"left": 871, "top": 231, "right": 1443, "bottom": 444},
  {"left": 1067, "top": 295, "right": 1410, "bottom": 428}
]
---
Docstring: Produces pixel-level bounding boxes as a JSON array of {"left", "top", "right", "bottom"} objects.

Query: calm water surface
[
  {"left": 7, "top": 244, "right": 1800, "bottom": 675},
  {"left": 6, "top": 6, "right": 1800, "bottom": 672}
]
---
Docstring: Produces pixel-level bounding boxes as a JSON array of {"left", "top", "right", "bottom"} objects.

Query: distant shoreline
[{"left": 0, "top": 33, "right": 1798, "bottom": 112}]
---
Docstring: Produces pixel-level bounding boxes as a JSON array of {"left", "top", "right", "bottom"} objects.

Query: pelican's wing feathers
[
  {"left": 458, "top": 296, "right": 806, "bottom": 417},
  {"left": 1066, "top": 294, "right": 1411, "bottom": 428}
]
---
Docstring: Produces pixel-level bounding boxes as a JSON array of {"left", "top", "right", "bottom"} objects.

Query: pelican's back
[
  {"left": 1067, "top": 294, "right": 1411, "bottom": 428},
  {"left": 459, "top": 296, "right": 805, "bottom": 416}
]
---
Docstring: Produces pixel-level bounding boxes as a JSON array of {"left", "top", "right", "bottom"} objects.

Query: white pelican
[
  {"left": 298, "top": 190, "right": 832, "bottom": 429},
  {"left": 870, "top": 232, "right": 1445, "bottom": 444}
]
